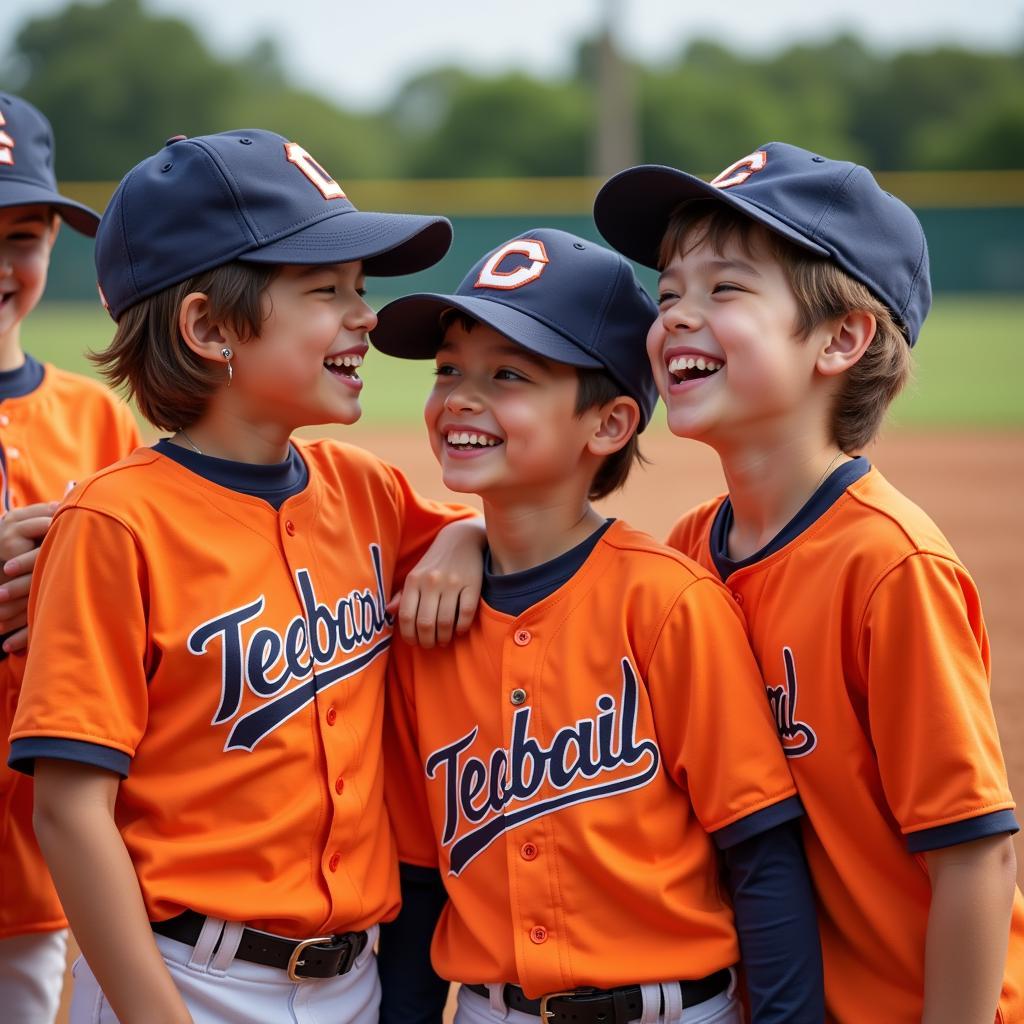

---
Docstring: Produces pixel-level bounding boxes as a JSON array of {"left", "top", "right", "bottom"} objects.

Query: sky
[{"left": 2, "top": 0, "right": 1022, "bottom": 110}]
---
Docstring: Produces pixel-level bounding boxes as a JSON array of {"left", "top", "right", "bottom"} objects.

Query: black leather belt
[
  {"left": 465, "top": 968, "right": 730, "bottom": 1023},
  {"left": 151, "top": 909, "right": 368, "bottom": 981}
]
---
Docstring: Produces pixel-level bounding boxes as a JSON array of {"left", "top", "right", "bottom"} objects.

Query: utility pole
[{"left": 593, "top": 0, "right": 638, "bottom": 177}]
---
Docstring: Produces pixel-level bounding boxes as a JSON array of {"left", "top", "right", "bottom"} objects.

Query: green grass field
[{"left": 20, "top": 295, "right": 1023, "bottom": 429}]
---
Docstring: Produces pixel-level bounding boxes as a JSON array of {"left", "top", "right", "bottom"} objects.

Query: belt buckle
[
  {"left": 538, "top": 990, "right": 575, "bottom": 1021},
  {"left": 287, "top": 935, "right": 333, "bottom": 981}
]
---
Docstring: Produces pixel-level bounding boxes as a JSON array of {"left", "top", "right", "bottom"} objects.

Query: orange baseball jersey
[
  {"left": 0, "top": 356, "right": 141, "bottom": 939},
  {"left": 384, "top": 519, "right": 800, "bottom": 998},
  {"left": 8, "top": 438, "right": 473, "bottom": 937},
  {"left": 668, "top": 458, "right": 1024, "bottom": 1023}
]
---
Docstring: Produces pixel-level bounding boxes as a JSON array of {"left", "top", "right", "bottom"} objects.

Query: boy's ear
[
  {"left": 816, "top": 310, "right": 876, "bottom": 377},
  {"left": 178, "top": 292, "right": 240, "bottom": 364},
  {"left": 46, "top": 216, "right": 61, "bottom": 250},
  {"left": 587, "top": 396, "right": 641, "bottom": 457}
]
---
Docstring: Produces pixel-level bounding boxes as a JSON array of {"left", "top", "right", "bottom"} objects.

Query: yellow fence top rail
[{"left": 59, "top": 170, "right": 1024, "bottom": 217}]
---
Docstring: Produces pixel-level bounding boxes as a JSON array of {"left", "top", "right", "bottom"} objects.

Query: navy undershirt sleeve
[
  {"left": 378, "top": 862, "right": 450, "bottom": 1024},
  {"left": 723, "top": 819, "right": 824, "bottom": 1023}
]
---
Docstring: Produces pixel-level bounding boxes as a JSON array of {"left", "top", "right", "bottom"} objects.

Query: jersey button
[
  {"left": 520, "top": 842, "right": 538, "bottom": 861},
  {"left": 335, "top": 775, "right": 345, "bottom": 795},
  {"left": 529, "top": 925, "right": 548, "bottom": 944},
  {"left": 326, "top": 705, "right": 337, "bottom": 726},
  {"left": 513, "top": 628, "right": 532, "bottom": 646},
  {"left": 0, "top": 414, "right": 9, "bottom": 426},
  {"left": 328, "top": 852, "right": 341, "bottom": 872},
  {"left": 731, "top": 591, "right": 743, "bottom": 605},
  {"left": 510, "top": 688, "right": 527, "bottom": 706},
  {"left": 285, "top": 520, "right": 296, "bottom": 536},
  {"left": 7, "top": 447, "right": 19, "bottom": 459}
]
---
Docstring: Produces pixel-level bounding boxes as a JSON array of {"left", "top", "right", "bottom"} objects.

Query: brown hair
[
  {"left": 659, "top": 200, "right": 912, "bottom": 452},
  {"left": 438, "top": 309, "right": 644, "bottom": 500},
  {"left": 91, "top": 262, "right": 277, "bottom": 431}
]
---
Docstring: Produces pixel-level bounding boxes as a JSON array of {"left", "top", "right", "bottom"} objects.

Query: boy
[
  {"left": 373, "top": 228, "right": 824, "bottom": 1023},
  {"left": 7, "top": 128, "right": 485, "bottom": 1024},
  {"left": 594, "top": 142, "right": 1024, "bottom": 1022},
  {"left": 0, "top": 91, "right": 141, "bottom": 1023}
]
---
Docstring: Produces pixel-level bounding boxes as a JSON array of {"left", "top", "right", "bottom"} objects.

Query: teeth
[
  {"left": 324, "top": 354, "right": 364, "bottom": 367},
  {"left": 446, "top": 431, "right": 500, "bottom": 447},
  {"left": 667, "top": 355, "right": 723, "bottom": 375}
]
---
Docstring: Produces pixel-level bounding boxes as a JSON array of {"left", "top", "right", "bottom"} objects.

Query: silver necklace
[
  {"left": 178, "top": 428, "right": 203, "bottom": 455},
  {"left": 814, "top": 450, "right": 847, "bottom": 491}
]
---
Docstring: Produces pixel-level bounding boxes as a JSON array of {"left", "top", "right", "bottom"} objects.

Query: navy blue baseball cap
[
  {"left": 0, "top": 93, "right": 100, "bottom": 236},
  {"left": 371, "top": 228, "right": 659, "bottom": 429},
  {"left": 594, "top": 142, "right": 931, "bottom": 346},
  {"left": 95, "top": 129, "right": 453, "bottom": 320}
]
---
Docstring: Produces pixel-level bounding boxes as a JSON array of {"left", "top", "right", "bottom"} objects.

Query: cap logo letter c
[
  {"left": 710, "top": 150, "right": 768, "bottom": 190},
  {"left": 284, "top": 142, "right": 346, "bottom": 200},
  {"left": 0, "top": 113, "right": 14, "bottom": 166},
  {"left": 475, "top": 239, "right": 550, "bottom": 290}
]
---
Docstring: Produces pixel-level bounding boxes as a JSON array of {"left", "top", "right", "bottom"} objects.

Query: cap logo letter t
[
  {"left": 284, "top": 142, "right": 346, "bottom": 200},
  {"left": 0, "top": 113, "right": 14, "bottom": 166},
  {"left": 711, "top": 150, "right": 767, "bottom": 190},
  {"left": 475, "top": 239, "right": 549, "bottom": 290}
]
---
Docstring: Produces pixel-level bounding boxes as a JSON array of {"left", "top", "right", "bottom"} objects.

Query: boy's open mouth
[
  {"left": 667, "top": 354, "right": 723, "bottom": 384},
  {"left": 445, "top": 430, "right": 502, "bottom": 452},
  {"left": 324, "top": 354, "right": 362, "bottom": 378}
]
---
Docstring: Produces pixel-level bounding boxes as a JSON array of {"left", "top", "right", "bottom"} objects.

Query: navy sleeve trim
[
  {"left": 714, "top": 795, "right": 804, "bottom": 850},
  {"left": 8, "top": 737, "right": 131, "bottom": 778},
  {"left": 907, "top": 809, "right": 1020, "bottom": 853}
]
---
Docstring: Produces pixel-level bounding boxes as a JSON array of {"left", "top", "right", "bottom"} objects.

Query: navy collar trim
[
  {"left": 0, "top": 354, "right": 45, "bottom": 401},
  {"left": 153, "top": 438, "right": 308, "bottom": 509},
  {"left": 710, "top": 457, "right": 871, "bottom": 579},
  {"left": 483, "top": 519, "right": 614, "bottom": 617}
]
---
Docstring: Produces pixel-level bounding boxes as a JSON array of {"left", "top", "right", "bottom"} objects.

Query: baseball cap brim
[
  {"left": 371, "top": 292, "right": 603, "bottom": 369},
  {"left": 0, "top": 182, "right": 100, "bottom": 237},
  {"left": 594, "top": 164, "right": 829, "bottom": 269},
  {"left": 237, "top": 209, "right": 452, "bottom": 276}
]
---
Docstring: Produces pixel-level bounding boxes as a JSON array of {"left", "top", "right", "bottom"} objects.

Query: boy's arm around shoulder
[
  {"left": 376, "top": 456, "right": 484, "bottom": 648},
  {"left": 33, "top": 758, "right": 192, "bottom": 1024},
  {"left": 0, "top": 501, "right": 60, "bottom": 654}
]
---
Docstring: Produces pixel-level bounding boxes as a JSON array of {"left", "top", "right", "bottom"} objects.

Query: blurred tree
[
  {"left": 399, "top": 72, "right": 592, "bottom": 177},
  {"left": 849, "top": 46, "right": 1024, "bottom": 170},
  {"left": 1, "top": 0, "right": 392, "bottom": 179}
]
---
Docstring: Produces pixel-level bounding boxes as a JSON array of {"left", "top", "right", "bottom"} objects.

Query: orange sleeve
[
  {"left": 382, "top": 643, "right": 441, "bottom": 869},
  {"left": 383, "top": 462, "right": 477, "bottom": 589},
  {"left": 10, "top": 507, "right": 150, "bottom": 761},
  {"left": 860, "top": 552, "right": 1014, "bottom": 835},
  {"left": 646, "top": 576, "right": 797, "bottom": 834}
]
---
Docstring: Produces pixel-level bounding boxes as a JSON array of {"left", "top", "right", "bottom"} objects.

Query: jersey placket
[
  {"left": 500, "top": 615, "right": 573, "bottom": 996},
  {"left": 277, "top": 501, "right": 356, "bottom": 922}
]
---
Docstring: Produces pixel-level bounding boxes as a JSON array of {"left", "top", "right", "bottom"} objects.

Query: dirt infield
[{"left": 55, "top": 427, "right": 1023, "bottom": 1021}]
